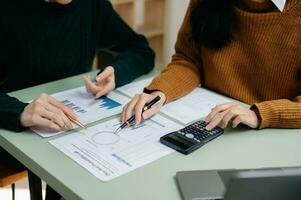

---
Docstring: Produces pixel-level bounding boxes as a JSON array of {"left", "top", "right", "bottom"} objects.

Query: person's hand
[
  {"left": 121, "top": 91, "right": 166, "bottom": 125},
  {"left": 205, "top": 102, "right": 259, "bottom": 130},
  {"left": 20, "top": 93, "right": 77, "bottom": 131},
  {"left": 83, "top": 66, "right": 115, "bottom": 98}
]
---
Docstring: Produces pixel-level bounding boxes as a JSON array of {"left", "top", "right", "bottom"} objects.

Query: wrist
[{"left": 250, "top": 105, "right": 261, "bottom": 129}]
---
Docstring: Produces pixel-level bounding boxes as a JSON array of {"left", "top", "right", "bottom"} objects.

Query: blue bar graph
[{"left": 98, "top": 96, "right": 122, "bottom": 110}]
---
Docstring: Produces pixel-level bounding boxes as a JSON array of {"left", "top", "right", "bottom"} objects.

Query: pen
[
  {"left": 67, "top": 115, "right": 87, "bottom": 130},
  {"left": 114, "top": 96, "right": 161, "bottom": 134}
]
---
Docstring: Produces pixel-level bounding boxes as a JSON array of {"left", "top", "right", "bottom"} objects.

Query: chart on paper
[
  {"left": 117, "top": 80, "right": 232, "bottom": 124},
  {"left": 50, "top": 115, "right": 182, "bottom": 182},
  {"left": 32, "top": 87, "right": 129, "bottom": 138}
]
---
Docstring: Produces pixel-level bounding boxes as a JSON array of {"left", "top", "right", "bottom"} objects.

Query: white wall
[{"left": 163, "top": 0, "right": 189, "bottom": 65}]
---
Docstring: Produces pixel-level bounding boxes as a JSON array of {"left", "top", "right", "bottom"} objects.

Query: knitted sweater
[
  {"left": 0, "top": 0, "right": 154, "bottom": 131},
  {"left": 146, "top": 0, "right": 301, "bottom": 129}
]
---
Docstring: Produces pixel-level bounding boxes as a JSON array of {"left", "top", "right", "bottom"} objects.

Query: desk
[{"left": 1, "top": 71, "right": 301, "bottom": 200}]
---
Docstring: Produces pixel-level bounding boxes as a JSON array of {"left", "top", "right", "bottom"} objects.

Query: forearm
[
  {"left": 145, "top": 58, "right": 201, "bottom": 103},
  {"left": 97, "top": 0, "right": 155, "bottom": 87},
  {"left": 252, "top": 96, "right": 301, "bottom": 129},
  {"left": 109, "top": 34, "right": 155, "bottom": 87},
  {"left": 145, "top": 0, "right": 201, "bottom": 103},
  {"left": 0, "top": 93, "right": 28, "bottom": 132}
]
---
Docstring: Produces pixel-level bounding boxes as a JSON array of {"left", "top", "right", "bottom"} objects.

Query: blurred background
[{"left": 93, "top": 0, "right": 189, "bottom": 71}]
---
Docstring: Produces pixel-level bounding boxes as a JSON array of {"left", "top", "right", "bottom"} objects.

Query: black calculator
[{"left": 160, "top": 120, "right": 224, "bottom": 155}]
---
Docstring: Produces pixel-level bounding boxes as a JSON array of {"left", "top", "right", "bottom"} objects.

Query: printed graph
[
  {"left": 98, "top": 96, "right": 122, "bottom": 110},
  {"left": 61, "top": 99, "right": 87, "bottom": 114}
]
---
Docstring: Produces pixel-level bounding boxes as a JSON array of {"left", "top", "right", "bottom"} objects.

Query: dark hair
[{"left": 190, "top": 0, "right": 236, "bottom": 50}]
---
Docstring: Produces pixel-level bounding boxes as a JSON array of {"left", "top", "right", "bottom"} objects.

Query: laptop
[{"left": 176, "top": 167, "right": 301, "bottom": 200}]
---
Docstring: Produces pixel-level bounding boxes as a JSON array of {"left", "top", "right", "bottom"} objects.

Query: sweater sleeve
[
  {"left": 251, "top": 96, "right": 301, "bottom": 129},
  {"left": 96, "top": 0, "right": 155, "bottom": 87},
  {"left": 0, "top": 93, "right": 28, "bottom": 132},
  {"left": 0, "top": 22, "right": 28, "bottom": 132},
  {"left": 145, "top": 0, "right": 201, "bottom": 103}
]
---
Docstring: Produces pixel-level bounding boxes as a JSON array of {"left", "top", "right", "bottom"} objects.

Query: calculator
[{"left": 160, "top": 120, "right": 224, "bottom": 155}]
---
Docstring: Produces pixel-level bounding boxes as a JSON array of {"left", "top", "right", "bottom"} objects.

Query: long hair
[{"left": 190, "top": 0, "right": 236, "bottom": 50}]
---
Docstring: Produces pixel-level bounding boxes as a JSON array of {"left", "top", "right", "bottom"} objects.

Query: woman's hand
[
  {"left": 83, "top": 66, "right": 115, "bottom": 98},
  {"left": 205, "top": 103, "right": 259, "bottom": 130},
  {"left": 20, "top": 93, "right": 77, "bottom": 131},
  {"left": 121, "top": 91, "right": 166, "bottom": 125}
]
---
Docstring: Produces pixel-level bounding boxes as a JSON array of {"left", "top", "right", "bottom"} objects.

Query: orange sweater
[{"left": 146, "top": 0, "right": 301, "bottom": 129}]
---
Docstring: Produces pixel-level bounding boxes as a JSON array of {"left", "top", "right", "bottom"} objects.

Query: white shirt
[{"left": 271, "top": 0, "right": 287, "bottom": 12}]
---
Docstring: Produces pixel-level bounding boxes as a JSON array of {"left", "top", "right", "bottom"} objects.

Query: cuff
[
  {"left": 4, "top": 102, "right": 28, "bottom": 132},
  {"left": 144, "top": 77, "right": 179, "bottom": 103},
  {"left": 251, "top": 102, "right": 278, "bottom": 129}
]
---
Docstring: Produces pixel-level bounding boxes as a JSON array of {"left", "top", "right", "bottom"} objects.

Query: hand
[
  {"left": 205, "top": 103, "right": 259, "bottom": 130},
  {"left": 20, "top": 93, "right": 77, "bottom": 131},
  {"left": 83, "top": 66, "right": 115, "bottom": 98},
  {"left": 121, "top": 91, "right": 166, "bottom": 125}
]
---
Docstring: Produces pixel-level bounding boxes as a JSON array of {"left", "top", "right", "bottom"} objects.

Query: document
[
  {"left": 50, "top": 115, "right": 182, "bottom": 182},
  {"left": 117, "top": 77, "right": 153, "bottom": 97},
  {"left": 117, "top": 80, "right": 231, "bottom": 124},
  {"left": 162, "top": 88, "right": 231, "bottom": 124},
  {"left": 32, "top": 87, "right": 129, "bottom": 138}
]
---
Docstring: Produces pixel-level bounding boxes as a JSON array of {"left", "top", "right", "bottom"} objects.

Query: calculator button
[
  {"left": 185, "top": 133, "right": 194, "bottom": 139},
  {"left": 178, "top": 131, "right": 185, "bottom": 135},
  {"left": 194, "top": 139, "right": 200, "bottom": 142}
]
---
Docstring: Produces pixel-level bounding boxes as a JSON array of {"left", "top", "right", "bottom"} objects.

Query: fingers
[
  {"left": 121, "top": 92, "right": 165, "bottom": 126},
  {"left": 83, "top": 75, "right": 99, "bottom": 94},
  {"left": 205, "top": 104, "right": 244, "bottom": 130},
  {"left": 83, "top": 67, "right": 115, "bottom": 98},
  {"left": 47, "top": 95, "right": 77, "bottom": 119},
  {"left": 43, "top": 103, "right": 72, "bottom": 128},
  {"left": 232, "top": 110, "right": 259, "bottom": 129},
  {"left": 142, "top": 105, "right": 161, "bottom": 119},
  {"left": 32, "top": 115, "right": 61, "bottom": 131},
  {"left": 38, "top": 107, "right": 66, "bottom": 129},
  {"left": 205, "top": 112, "right": 227, "bottom": 130},
  {"left": 20, "top": 93, "right": 76, "bottom": 132},
  {"left": 219, "top": 110, "right": 235, "bottom": 128},
  {"left": 134, "top": 94, "right": 153, "bottom": 124},
  {"left": 95, "top": 79, "right": 114, "bottom": 98},
  {"left": 232, "top": 115, "right": 245, "bottom": 128},
  {"left": 121, "top": 95, "right": 140, "bottom": 123},
  {"left": 96, "top": 66, "right": 114, "bottom": 82},
  {"left": 205, "top": 102, "right": 236, "bottom": 122}
]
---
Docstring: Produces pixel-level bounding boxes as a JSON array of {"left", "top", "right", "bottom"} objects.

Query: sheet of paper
[
  {"left": 32, "top": 87, "right": 129, "bottom": 138},
  {"left": 50, "top": 115, "right": 182, "bottom": 182},
  {"left": 161, "top": 88, "right": 232, "bottom": 124},
  {"left": 117, "top": 77, "right": 153, "bottom": 97},
  {"left": 117, "top": 80, "right": 231, "bottom": 124}
]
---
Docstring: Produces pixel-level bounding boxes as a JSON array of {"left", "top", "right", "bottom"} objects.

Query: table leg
[
  {"left": 28, "top": 170, "right": 42, "bottom": 200},
  {"left": 45, "top": 184, "right": 62, "bottom": 200}
]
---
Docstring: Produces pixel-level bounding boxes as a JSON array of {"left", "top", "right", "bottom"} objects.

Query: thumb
[{"left": 96, "top": 67, "right": 114, "bottom": 82}]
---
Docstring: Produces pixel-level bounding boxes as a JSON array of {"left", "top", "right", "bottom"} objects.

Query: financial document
[
  {"left": 117, "top": 80, "right": 231, "bottom": 124},
  {"left": 117, "top": 77, "right": 153, "bottom": 97},
  {"left": 162, "top": 88, "right": 231, "bottom": 124},
  {"left": 50, "top": 115, "right": 182, "bottom": 182},
  {"left": 32, "top": 87, "right": 129, "bottom": 138}
]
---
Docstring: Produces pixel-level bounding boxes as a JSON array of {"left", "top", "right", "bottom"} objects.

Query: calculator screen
[{"left": 166, "top": 134, "right": 195, "bottom": 150}]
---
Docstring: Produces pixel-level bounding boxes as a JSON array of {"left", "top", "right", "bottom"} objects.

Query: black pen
[{"left": 114, "top": 96, "right": 161, "bottom": 134}]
